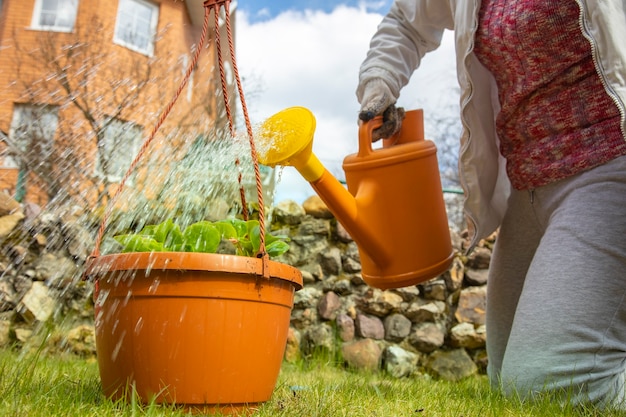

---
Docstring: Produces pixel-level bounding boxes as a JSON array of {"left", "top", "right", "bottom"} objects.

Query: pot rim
[{"left": 85, "top": 251, "right": 303, "bottom": 290}]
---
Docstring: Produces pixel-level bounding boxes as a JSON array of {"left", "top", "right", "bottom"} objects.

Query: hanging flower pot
[
  {"left": 82, "top": 1, "right": 303, "bottom": 413},
  {"left": 86, "top": 251, "right": 302, "bottom": 414}
]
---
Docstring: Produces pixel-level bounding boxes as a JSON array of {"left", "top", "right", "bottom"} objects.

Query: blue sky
[
  {"left": 234, "top": 1, "right": 458, "bottom": 204},
  {"left": 236, "top": 1, "right": 394, "bottom": 22}
]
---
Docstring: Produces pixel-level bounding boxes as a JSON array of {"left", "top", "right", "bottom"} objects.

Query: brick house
[{"left": 0, "top": 0, "right": 269, "bottom": 212}]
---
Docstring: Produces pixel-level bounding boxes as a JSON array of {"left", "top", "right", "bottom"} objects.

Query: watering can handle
[
  {"left": 358, "top": 109, "right": 425, "bottom": 158},
  {"left": 357, "top": 116, "right": 384, "bottom": 158}
]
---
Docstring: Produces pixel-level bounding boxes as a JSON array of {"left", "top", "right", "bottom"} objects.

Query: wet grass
[{"left": 0, "top": 348, "right": 623, "bottom": 416}]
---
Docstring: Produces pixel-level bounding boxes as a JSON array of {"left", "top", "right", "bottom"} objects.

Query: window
[
  {"left": 4, "top": 104, "right": 58, "bottom": 169},
  {"left": 179, "top": 54, "right": 195, "bottom": 102},
  {"left": 31, "top": 0, "right": 78, "bottom": 32},
  {"left": 114, "top": 0, "right": 159, "bottom": 56},
  {"left": 95, "top": 118, "right": 142, "bottom": 183}
]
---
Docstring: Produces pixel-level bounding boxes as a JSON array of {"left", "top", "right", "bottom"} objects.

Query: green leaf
[
  {"left": 246, "top": 220, "right": 260, "bottom": 235},
  {"left": 248, "top": 221, "right": 261, "bottom": 255},
  {"left": 223, "top": 218, "right": 248, "bottom": 237},
  {"left": 236, "top": 240, "right": 254, "bottom": 257},
  {"left": 111, "top": 218, "right": 290, "bottom": 259},
  {"left": 266, "top": 232, "right": 289, "bottom": 244},
  {"left": 213, "top": 221, "right": 238, "bottom": 240},
  {"left": 182, "top": 222, "right": 221, "bottom": 253},
  {"left": 152, "top": 219, "right": 174, "bottom": 242},
  {"left": 266, "top": 240, "right": 290, "bottom": 257},
  {"left": 113, "top": 235, "right": 165, "bottom": 252},
  {"left": 153, "top": 219, "right": 184, "bottom": 249},
  {"left": 139, "top": 225, "right": 157, "bottom": 237}
]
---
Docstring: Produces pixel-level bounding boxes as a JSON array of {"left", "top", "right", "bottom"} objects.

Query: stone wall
[
  {"left": 0, "top": 193, "right": 493, "bottom": 381},
  {"left": 0, "top": 194, "right": 95, "bottom": 355},
  {"left": 271, "top": 196, "right": 492, "bottom": 381}
]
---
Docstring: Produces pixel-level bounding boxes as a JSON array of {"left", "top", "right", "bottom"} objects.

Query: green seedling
[{"left": 113, "top": 218, "right": 289, "bottom": 258}]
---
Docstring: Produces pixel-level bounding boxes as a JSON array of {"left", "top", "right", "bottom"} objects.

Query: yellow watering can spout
[
  {"left": 257, "top": 107, "right": 392, "bottom": 268},
  {"left": 257, "top": 107, "right": 325, "bottom": 182},
  {"left": 257, "top": 106, "right": 454, "bottom": 290}
]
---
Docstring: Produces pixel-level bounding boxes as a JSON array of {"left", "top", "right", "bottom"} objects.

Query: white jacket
[{"left": 357, "top": 0, "right": 626, "bottom": 248}]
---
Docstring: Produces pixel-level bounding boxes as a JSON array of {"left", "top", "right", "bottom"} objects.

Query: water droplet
[
  {"left": 134, "top": 316, "right": 144, "bottom": 334},
  {"left": 123, "top": 290, "right": 132, "bottom": 306},
  {"left": 148, "top": 278, "right": 160, "bottom": 293},
  {"left": 111, "top": 330, "right": 126, "bottom": 362},
  {"left": 94, "top": 309, "right": 104, "bottom": 328},
  {"left": 179, "top": 305, "right": 187, "bottom": 323},
  {"left": 95, "top": 289, "right": 110, "bottom": 308}
]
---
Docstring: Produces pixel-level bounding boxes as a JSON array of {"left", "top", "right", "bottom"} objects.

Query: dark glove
[{"left": 358, "top": 79, "right": 405, "bottom": 141}]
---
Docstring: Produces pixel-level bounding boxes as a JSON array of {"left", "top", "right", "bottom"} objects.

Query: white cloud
[{"left": 236, "top": 6, "right": 457, "bottom": 204}]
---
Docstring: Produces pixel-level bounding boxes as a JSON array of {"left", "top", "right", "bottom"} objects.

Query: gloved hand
[{"left": 358, "top": 79, "right": 405, "bottom": 141}]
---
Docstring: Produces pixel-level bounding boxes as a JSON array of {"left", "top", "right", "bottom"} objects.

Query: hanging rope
[
  {"left": 211, "top": 0, "right": 248, "bottom": 220},
  {"left": 87, "top": 0, "right": 269, "bottom": 273},
  {"left": 205, "top": 0, "right": 267, "bottom": 260}
]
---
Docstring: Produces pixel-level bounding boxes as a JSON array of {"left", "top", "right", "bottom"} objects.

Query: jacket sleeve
[{"left": 357, "top": 0, "right": 456, "bottom": 103}]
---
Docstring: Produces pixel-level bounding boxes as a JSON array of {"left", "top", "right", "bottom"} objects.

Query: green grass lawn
[{"left": 0, "top": 348, "right": 622, "bottom": 417}]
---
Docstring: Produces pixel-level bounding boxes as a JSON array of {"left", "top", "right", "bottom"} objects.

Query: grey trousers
[{"left": 486, "top": 155, "right": 626, "bottom": 407}]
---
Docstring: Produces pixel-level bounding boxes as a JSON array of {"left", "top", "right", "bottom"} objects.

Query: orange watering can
[{"left": 257, "top": 107, "right": 454, "bottom": 289}]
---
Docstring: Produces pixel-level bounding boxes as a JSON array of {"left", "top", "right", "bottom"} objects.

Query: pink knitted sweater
[{"left": 474, "top": 0, "right": 625, "bottom": 190}]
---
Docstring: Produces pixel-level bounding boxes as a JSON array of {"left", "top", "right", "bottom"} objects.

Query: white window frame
[
  {"left": 113, "top": 0, "right": 159, "bottom": 56},
  {"left": 4, "top": 104, "right": 58, "bottom": 169},
  {"left": 31, "top": 0, "right": 78, "bottom": 33},
  {"left": 95, "top": 118, "right": 142, "bottom": 183}
]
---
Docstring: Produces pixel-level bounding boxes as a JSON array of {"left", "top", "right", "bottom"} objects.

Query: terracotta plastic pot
[{"left": 85, "top": 251, "right": 303, "bottom": 414}]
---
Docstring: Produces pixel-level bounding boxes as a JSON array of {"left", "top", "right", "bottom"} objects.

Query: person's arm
[{"left": 357, "top": 0, "right": 454, "bottom": 139}]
